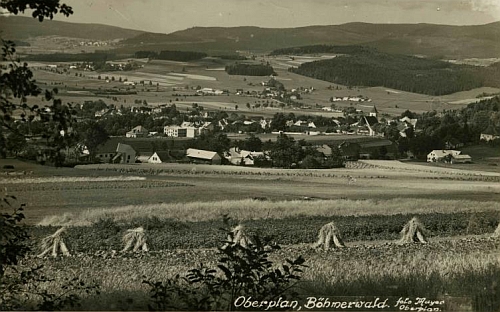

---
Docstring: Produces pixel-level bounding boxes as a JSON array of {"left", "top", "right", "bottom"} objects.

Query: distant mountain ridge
[
  {"left": 121, "top": 22, "right": 500, "bottom": 58},
  {"left": 2, "top": 16, "right": 499, "bottom": 58},
  {"left": 0, "top": 16, "right": 146, "bottom": 40}
]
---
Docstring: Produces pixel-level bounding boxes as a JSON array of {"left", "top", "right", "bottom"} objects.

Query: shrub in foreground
[{"left": 143, "top": 218, "right": 307, "bottom": 311}]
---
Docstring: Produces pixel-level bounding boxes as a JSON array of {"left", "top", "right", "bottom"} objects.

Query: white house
[
  {"left": 427, "top": 150, "right": 462, "bottom": 163},
  {"left": 148, "top": 151, "right": 171, "bottom": 164},
  {"left": 480, "top": 125, "right": 500, "bottom": 142}
]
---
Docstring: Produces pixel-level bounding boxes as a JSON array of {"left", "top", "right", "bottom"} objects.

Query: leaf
[{"left": 218, "top": 264, "right": 232, "bottom": 279}]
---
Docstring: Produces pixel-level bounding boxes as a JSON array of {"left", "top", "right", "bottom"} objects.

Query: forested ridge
[{"left": 287, "top": 47, "right": 500, "bottom": 96}]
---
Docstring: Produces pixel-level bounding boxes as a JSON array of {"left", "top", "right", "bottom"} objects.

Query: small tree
[
  {"left": 399, "top": 217, "right": 429, "bottom": 243},
  {"left": 312, "top": 222, "right": 345, "bottom": 250}
]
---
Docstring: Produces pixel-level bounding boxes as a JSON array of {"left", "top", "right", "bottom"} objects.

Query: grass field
[{"left": 2, "top": 158, "right": 500, "bottom": 311}]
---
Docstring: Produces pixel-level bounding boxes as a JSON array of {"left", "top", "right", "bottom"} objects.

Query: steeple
[{"left": 369, "top": 106, "right": 378, "bottom": 117}]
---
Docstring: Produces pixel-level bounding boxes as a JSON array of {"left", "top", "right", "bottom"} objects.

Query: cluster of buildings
[
  {"left": 164, "top": 121, "right": 214, "bottom": 138},
  {"left": 426, "top": 150, "right": 472, "bottom": 164},
  {"left": 331, "top": 96, "right": 371, "bottom": 102}
]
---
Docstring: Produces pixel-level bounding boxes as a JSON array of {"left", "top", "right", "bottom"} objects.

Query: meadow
[{"left": 1, "top": 158, "right": 500, "bottom": 311}]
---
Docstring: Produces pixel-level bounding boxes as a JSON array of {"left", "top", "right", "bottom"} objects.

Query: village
[{"left": 12, "top": 64, "right": 499, "bottom": 169}]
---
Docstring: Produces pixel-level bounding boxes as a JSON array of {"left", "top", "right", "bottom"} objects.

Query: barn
[{"left": 186, "top": 148, "right": 221, "bottom": 165}]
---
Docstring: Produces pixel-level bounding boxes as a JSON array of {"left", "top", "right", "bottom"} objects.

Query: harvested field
[{"left": 3, "top": 159, "right": 500, "bottom": 311}]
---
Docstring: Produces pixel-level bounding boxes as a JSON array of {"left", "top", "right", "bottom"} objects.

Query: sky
[{"left": 17, "top": 0, "right": 500, "bottom": 33}]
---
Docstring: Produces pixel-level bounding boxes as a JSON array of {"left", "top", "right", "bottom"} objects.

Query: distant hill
[
  {"left": 3, "top": 17, "right": 499, "bottom": 58},
  {"left": 0, "top": 16, "right": 145, "bottom": 40},
  {"left": 119, "top": 22, "right": 500, "bottom": 58}
]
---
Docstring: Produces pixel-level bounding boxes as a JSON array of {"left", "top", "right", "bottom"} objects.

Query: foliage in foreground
[
  {"left": 143, "top": 218, "right": 307, "bottom": 311},
  {"left": 1, "top": 193, "right": 99, "bottom": 310}
]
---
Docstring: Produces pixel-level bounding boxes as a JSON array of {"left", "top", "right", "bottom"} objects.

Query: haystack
[
  {"left": 122, "top": 227, "right": 148, "bottom": 252},
  {"left": 38, "top": 227, "right": 70, "bottom": 257},
  {"left": 313, "top": 222, "right": 345, "bottom": 250},
  {"left": 226, "top": 224, "right": 253, "bottom": 248},
  {"left": 399, "top": 217, "right": 428, "bottom": 244},
  {"left": 493, "top": 223, "right": 500, "bottom": 238}
]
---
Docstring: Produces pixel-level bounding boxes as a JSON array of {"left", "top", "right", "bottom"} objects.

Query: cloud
[{"left": 469, "top": 0, "right": 500, "bottom": 12}]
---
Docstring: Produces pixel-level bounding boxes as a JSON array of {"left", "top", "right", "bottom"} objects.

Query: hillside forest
[{"left": 285, "top": 46, "right": 500, "bottom": 96}]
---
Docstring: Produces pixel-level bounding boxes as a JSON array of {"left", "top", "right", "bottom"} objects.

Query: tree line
[
  {"left": 225, "top": 63, "right": 276, "bottom": 76},
  {"left": 25, "top": 52, "right": 114, "bottom": 62}
]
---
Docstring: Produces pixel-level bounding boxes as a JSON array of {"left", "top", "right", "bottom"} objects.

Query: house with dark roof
[
  {"left": 338, "top": 141, "right": 361, "bottom": 160},
  {"left": 353, "top": 116, "right": 380, "bottom": 136},
  {"left": 369, "top": 106, "right": 378, "bottom": 117},
  {"left": 96, "top": 141, "right": 136, "bottom": 164},
  {"left": 126, "top": 125, "right": 149, "bottom": 138},
  {"left": 480, "top": 125, "right": 500, "bottom": 142},
  {"left": 113, "top": 143, "right": 136, "bottom": 164},
  {"left": 359, "top": 139, "right": 398, "bottom": 159}
]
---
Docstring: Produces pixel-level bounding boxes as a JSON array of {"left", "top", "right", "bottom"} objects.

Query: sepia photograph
[{"left": 1, "top": 0, "right": 500, "bottom": 311}]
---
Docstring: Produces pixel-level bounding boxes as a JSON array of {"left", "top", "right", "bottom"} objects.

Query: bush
[
  {"left": 1, "top": 194, "right": 100, "bottom": 310},
  {"left": 143, "top": 217, "right": 307, "bottom": 311}
]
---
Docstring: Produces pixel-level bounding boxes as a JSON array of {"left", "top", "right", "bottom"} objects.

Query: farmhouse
[
  {"left": 451, "top": 154, "right": 472, "bottom": 164},
  {"left": 338, "top": 141, "right": 361, "bottom": 160},
  {"left": 480, "top": 125, "right": 500, "bottom": 142},
  {"left": 126, "top": 126, "right": 149, "bottom": 138},
  {"left": 186, "top": 148, "right": 221, "bottom": 165},
  {"left": 197, "top": 88, "right": 224, "bottom": 95},
  {"left": 358, "top": 139, "right": 398, "bottom": 159},
  {"left": 96, "top": 142, "right": 136, "bottom": 164},
  {"left": 148, "top": 151, "right": 171, "bottom": 164},
  {"left": 225, "top": 147, "right": 265, "bottom": 165},
  {"left": 113, "top": 143, "right": 136, "bottom": 164},
  {"left": 427, "top": 150, "right": 466, "bottom": 163}
]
